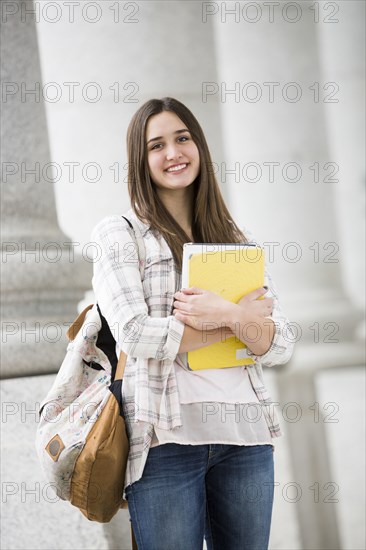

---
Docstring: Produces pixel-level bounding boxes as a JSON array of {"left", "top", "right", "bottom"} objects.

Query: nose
[{"left": 166, "top": 143, "right": 183, "bottom": 160}]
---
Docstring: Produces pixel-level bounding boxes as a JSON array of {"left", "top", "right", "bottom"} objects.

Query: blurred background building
[{"left": 1, "top": 1, "right": 365, "bottom": 549}]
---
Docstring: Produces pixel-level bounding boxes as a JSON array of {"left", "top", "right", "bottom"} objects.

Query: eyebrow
[{"left": 146, "top": 128, "right": 190, "bottom": 145}]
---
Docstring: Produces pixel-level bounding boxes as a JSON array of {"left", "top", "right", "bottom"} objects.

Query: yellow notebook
[{"left": 182, "top": 243, "right": 265, "bottom": 370}]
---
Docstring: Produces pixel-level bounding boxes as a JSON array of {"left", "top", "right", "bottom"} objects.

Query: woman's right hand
[{"left": 237, "top": 287, "right": 273, "bottom": 319}]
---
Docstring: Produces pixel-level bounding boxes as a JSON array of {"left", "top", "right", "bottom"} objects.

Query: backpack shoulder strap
[
  {"left": 66, "top": 304, "right": 94, "bottom": 341},
  {"left": 68, "top": 215, "right": 147, "bottom": 379},
  {"left": 112, "top": 215, "right": 147, "bottom": 381},
  {"left": 121, "top": 215, "right": 146, "bottom": 279}
]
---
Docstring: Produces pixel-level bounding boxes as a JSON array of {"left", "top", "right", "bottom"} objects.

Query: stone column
[
  {"left": 210, "top": 2, "right": 364, "bottom": 549},
  {"left": 1, "top": 0, "right": 91, "bottom": 377},
  {"left": 210, "top": 2, "right": 361, "bottom": 335},
  {"left": 34, "top": 2, "right": 225, "bottom": 548},
  {"left": 317, "top": 0, "right": 365, "bottom": 313}
]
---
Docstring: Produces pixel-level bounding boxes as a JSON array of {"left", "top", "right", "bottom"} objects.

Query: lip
[{"left": 165, "top": 163, "right": 189, "bottom": 173}]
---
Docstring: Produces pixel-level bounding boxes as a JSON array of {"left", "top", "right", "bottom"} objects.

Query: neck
[{"left": 156, "top": 186, "right": 194, "bottom": 238}]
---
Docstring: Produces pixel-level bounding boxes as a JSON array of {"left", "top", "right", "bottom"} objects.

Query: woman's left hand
[{"left": 173, "top": 287, "right": 231, "bottom": 331}]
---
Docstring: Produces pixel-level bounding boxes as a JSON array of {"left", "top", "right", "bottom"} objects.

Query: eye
[
  {"left": 150, "top": 143, "right": 162, "bottom": 150},
  {"left": 178, "top": 136, "right": 189, "bottom": 143}
]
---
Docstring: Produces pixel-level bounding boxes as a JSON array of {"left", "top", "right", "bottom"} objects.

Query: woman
[{"left": 91, "top": 97, "right": 294, "bottom": 550}]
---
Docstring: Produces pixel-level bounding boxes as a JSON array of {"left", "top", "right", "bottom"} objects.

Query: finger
[
  {"left": 174, "top": 291, "right": 192, "bottom": 302},
  {"left": 174, "top": 288, "right": 203, "bottom": 300},
  {"left": 173, "top": 310, "right": 185, "bottom": 322},
  {"left": 246, "top": 286, "right": 268, "bottom": 301},
  {"left": 173, "top": 300, "right": 192, "bottom": 313},
  {"left": 174, "top": 291, "right": 189, "bottom": 303},
  {"left": 174, "top": 310, "right": 197, "bottom": 328},
  {"left": 180, "top": 286, "right": 204, "bottom": 295}
]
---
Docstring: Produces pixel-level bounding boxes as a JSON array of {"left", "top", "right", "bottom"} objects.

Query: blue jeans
[{"left": 125, "top": 443, "right": 274, "bottom": 550}]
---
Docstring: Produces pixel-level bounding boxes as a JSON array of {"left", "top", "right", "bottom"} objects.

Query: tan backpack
[{"left": 36, "top": 216, "right": 144, "bottom": 548}]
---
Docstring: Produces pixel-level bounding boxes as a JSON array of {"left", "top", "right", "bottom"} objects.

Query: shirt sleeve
[
  {"left": 90, "top": 215, "right": 185, "bottom": 361},
  {"left": 241, "top": 225, "right": 295, "bottom": 367}
]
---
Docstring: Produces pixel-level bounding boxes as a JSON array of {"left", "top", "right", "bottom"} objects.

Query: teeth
[{"left": 167, "top": 163, "right": 187, "bottom": 172}]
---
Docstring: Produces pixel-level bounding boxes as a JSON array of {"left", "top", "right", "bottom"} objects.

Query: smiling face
[{"left": 145, "top": 111, "right": 200, "bottom": 196}]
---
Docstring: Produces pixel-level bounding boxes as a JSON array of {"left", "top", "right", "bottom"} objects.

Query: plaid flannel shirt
[{"left": 91, "top": 208, "right": 294, "bottom": 495}]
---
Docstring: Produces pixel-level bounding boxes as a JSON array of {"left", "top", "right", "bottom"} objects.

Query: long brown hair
[{"left": 126, "top": 97, "right": 247, "bottom": 272}]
